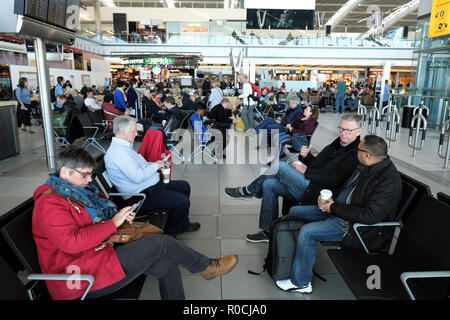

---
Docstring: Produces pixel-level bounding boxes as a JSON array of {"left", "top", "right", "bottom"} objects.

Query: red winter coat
[
  {"left": 32, "top": 184, "right": 125, "bottom": 300},
  {"left": 138, "top": 129, "right": 172, "bottom": 179}
]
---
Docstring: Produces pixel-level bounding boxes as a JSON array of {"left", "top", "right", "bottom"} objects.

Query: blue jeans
[
  {"left": 288, "top": 205, "right": 344, "bottom": 286},
  {"left": 247, "top": 161, "right": 310, "bottom": 231},
  {"left": 273, "top": 132, "right": 292, "bottom": 157},
  {"left": 346, "top": 99, "right": 357, "bottom": 111},
  {"left": 255, "top": 118, "right": 285, "bottom": 135},
  {"left": 335, "top": 95, "right": 345, "bottom": 113}
]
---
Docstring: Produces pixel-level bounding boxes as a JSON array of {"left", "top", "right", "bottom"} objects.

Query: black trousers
[
  {"left": 17, "top": 104, "right": 31, "bottom": 127},
  {"left": 126, "top": 180, "right": 191, "bottom": 237},
  {"left": 86, "top": 234, "right": 210, "bottom": 300}
]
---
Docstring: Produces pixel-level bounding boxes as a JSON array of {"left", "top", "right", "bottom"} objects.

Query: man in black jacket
[
  {"left": 142, "top": 89, "right": 166, "bottom": 123},
  {"left": 208, "top": 98, "right": 236, "bottom": 154},
  {"left": 225, "top": 114, "right": 362, "bottom": 243},
  {"left": 275, "top": 135, "right": 402, "bottom": 294}
]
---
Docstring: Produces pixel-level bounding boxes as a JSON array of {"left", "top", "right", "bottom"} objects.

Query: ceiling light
[
  {"left": 100, "top": 0, "right": 116, "bottom": 8},
  {"left": 166, "top": 0, "right": 175, "bottom": 8}
]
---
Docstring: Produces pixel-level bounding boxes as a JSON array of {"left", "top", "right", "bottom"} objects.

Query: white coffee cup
[
  {"left": 319, "top": 189, "right": 333, "bottom": 204},
  {"left": 162, "top": 168, "right": 171, "bottom": 184},
  {"left": 162, "top": 120, "right": 167, "bottom": 127}
]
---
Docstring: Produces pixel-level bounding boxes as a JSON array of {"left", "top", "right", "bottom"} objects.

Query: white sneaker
[{"left": 276, "top": 279, "right": 313, "bottom": 294}]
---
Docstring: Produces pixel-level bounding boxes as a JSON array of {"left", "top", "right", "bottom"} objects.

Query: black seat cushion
[
  {"left": 96, "top": 275, "right": 146, "bottom": 300},
  {"left": 328, "top": 248, "right": 409, "bottom": 300}
]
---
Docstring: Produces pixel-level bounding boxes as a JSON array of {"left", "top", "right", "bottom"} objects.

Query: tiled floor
[{"left": 1, "top": 111, "right": 449, "bottom": 300}]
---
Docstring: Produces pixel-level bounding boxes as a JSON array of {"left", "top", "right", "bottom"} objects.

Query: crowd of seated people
[{"left": 27, "top": 75, "right": 405, "bottom": 301}]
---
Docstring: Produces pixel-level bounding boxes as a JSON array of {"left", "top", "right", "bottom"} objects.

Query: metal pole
[
  {"left": 95, "top": 0, "right": 102, "bottom": 41},
  {"left": 34, "top": 37, "right": 56, "bottom": 170}
]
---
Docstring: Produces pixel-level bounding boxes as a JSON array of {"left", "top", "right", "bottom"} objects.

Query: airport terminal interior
[{"left": 0, "top": 0, "right": 449, "bottom": 301}]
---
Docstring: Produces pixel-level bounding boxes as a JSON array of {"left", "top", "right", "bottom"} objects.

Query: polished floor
[{"left": 1, "top": 111, "right": 449, "bottom": 300}]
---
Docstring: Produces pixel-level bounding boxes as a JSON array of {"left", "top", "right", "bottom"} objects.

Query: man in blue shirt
[
  {"left": 190, "top": 103, "right": 210, "bottom": 143},
  {"left": 104, "top": 115, "right": 200, "bottom": 237},
  {"left": 382, "top": 80, "right": 391, "bottom": 107},
  {"left": 335, "top": 78, "right": 347, "bottom": 114},
  {"left": 54, "top": 76, "right": 65, "bottom": 109}
]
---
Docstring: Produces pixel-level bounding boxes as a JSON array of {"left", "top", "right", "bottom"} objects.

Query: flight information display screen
[{"left": 22, "top": 0, "right": 80, "bottom": 32}]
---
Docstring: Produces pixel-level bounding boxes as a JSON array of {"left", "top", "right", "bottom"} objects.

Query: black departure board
[
  {"left": 21, "top": 0, "right": 80, "bottom": 32},
  {"left": 47, "top": 0, "right": 67, "bottom": 28},
  {"left": 25, "top": 0, "right": 49, "bottom": 22}
]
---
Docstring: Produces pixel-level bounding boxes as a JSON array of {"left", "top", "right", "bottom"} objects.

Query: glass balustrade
[{"left": 77, "top": 27, "right": 416, "bottom": 48}]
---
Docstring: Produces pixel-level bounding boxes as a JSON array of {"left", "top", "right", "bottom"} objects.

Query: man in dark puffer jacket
[
  {"left": 225, "top": 114, "right": 362, "bottom": 243},
  {"left": 276, "top": 135, "right": 402, "bottom": 294}
]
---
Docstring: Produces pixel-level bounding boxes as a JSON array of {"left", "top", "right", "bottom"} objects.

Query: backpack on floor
[{"left": 248, "top": 215, "right": 304, "bottom": 280}]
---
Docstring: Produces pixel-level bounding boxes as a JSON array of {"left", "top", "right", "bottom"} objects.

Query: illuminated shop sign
[{"left": 127, "top": 57, "right": 194, "bottom": 68}]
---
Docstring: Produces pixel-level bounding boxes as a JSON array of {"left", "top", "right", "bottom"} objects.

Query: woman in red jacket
[{"left": 32, "top": 146, "right": 237, "bottom": 300}]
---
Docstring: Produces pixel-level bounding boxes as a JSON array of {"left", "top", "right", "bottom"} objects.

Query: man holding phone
[{"left": 105, "top": 116, "right": 200, "bottom": 238}]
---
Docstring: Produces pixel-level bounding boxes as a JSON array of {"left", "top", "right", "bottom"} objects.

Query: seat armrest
[
  {"left": 27, "top": 273, "right": 95, "bottom": 300},
  {"left": 400, "top": 271, "right": 450, "bottom": 300},
  {"left": 353, "top": 222, "right": 403, "bottom": 254}
]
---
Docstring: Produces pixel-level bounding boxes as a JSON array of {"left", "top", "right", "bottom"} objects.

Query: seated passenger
[
  {"left": 32, "top": 146, "right": 237, "bottom": 300},
  {"left": 105, "top": 116, "right": 200, "bottom": 237},
  {"left": 251, "top": 96, "right": 303, "bottom": 141},
  {"left": 273, "top": 105, "right": 318, "bottom": 157},
  {"left": 276, "top": 135, "right": 402, "bottom": 294},
  {"left": 84, "top": 90, "right": 101, "bottom": 111},
  {"left": 190, "top": 103, "right": 211, "bottom": 143},
  {"left": 142, "top": 89, "right": 166, "bottom": 123},
  {"left": 225, "top": 114, "right": 362, "bottom": 243},
  {"left": 165, "top": 96, "right": 183, "bottom": 121},
  {"left": 102, "top": 94, "right": 129, "bottom": 122},
  {"left": 56, "top": 94, "right": 81, "bottom": 116}
]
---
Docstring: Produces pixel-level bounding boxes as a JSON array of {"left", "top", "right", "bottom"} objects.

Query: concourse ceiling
[{"left": 81, "top": 0, "right": 419, "bottom": 33}]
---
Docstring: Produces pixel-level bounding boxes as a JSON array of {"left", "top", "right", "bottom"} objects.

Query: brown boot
[{"left": 200, "top": 255, "right": 238, "bottom": 280}]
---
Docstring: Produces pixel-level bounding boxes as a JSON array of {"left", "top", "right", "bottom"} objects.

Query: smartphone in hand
[{"left": 134, "top": 199, "right": 144, "bottom": 211}]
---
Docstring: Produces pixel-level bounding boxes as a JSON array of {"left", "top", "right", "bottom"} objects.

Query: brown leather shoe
[{"left": 200, "top": 255, "right": 238, "bottom": 280}]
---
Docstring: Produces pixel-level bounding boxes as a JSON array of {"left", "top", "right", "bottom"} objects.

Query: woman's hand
[
  {"left": 112, "top": 205, "right": 137, "bottom": 228},
  {"left": 300, "top": 145, "right": 312, "bottom": 158},
  {"left": 291, "top": 162, "right": 306, "bottom": 174}
]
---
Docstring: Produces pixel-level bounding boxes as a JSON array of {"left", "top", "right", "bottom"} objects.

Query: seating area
[
  {"left": 0, "top": 153, "right": 169, "bottom": 300},
  {"left": 327, "top": 193, "right": 450, "bottom": 300},
  {"left": 1, "top": 94, "right": 449, "bottom": 301}
]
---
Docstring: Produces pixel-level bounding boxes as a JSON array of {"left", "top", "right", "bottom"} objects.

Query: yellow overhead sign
[{"left": 428, "top": 0, "right": 450, "bottom": 38}]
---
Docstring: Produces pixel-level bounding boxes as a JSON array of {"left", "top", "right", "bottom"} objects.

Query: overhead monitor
[
  {"left": 20, "top": 0, "right": 81, "bottom": 32},
  {"left": 244, "top": 0, "right": 316, "bottom": 10},
  {"left": 0, "top": 0, "right": 81, "bottom": 45}
]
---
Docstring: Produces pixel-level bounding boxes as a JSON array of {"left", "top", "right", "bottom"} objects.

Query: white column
[
  {"left": 242, "top": 59, "right": 250, "bottom": 78},
  {"left": 249, "top": 59, "right": 256, "bottom": 83},
  {"left": 94, "top": 0, "right": 102, "bottom": 40},
  {"left": 379, "top": 61, "right": 391, "bottom": 110}
]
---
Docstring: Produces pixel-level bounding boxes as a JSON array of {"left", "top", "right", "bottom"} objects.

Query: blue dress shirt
[{"left": 104, "top": 137, "right": 160, "bottom": 199}]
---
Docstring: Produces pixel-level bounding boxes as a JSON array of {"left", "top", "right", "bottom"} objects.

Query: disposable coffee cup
[
  {"left": 162, "top": 168, "right": 171, "bottom": 184},
  {"left": 319, "top": 189, "right": 333, "bottom": 204}
]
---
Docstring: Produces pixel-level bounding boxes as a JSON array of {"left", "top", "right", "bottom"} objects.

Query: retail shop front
[{"left": 119, "top": 56, "right": 201, "bottom": 86}]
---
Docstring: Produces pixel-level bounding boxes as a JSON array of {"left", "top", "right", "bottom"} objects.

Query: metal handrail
[
  {"left": 367, "top": 102, "right": 380, "bottom": 135},
  {"left": 380, "top": 102, "right": 395, "bottom": 130},
  {"left": 357, "top": 100, "right": 368, "bottom": 129},
  {"left": 408, "top": 101, "right": 429, "bottom": 158},
  {"left": 438, "top": 120, "right": 450, "bottom": 169},
  {"left": 384, "top": 104, "right": 401, "bottom": 148}
]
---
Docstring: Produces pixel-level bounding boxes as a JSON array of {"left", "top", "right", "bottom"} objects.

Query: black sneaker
[
  {"left": 246, "top": 231, "right": 269, "bottom": 243},
  {"left": 224, "top": 187, "right": 253, "bottom": 200}
]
